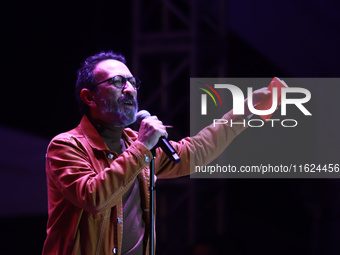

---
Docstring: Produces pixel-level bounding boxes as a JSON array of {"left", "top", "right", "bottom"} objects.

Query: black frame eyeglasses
[{"left": 95, "top": 75, "right": 141, "bottom": 90}]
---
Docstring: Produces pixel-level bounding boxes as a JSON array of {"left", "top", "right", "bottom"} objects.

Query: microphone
[{"left": 136, "top": 110, "right": 180, "bottom": 164}]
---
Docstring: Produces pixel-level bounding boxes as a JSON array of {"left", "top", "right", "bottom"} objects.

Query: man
[{"left": 42, "top": 51, "right": 270, "bottom": 254}]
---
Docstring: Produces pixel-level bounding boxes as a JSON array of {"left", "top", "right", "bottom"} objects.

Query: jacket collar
[
  {"left": 79, "top": 115, "right": 109, "bottom": 151},
  {"left": 79, "top": 115, "right": 133, "bottom": 151}
]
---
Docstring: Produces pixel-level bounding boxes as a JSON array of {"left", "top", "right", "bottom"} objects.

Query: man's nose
[{"left": 122, "top": 81, "right": 136, "bottom": 93}]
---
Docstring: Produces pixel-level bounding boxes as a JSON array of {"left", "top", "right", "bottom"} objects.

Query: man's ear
[{"left": 80, "top": 88, "right": 97, "bottom": 108}]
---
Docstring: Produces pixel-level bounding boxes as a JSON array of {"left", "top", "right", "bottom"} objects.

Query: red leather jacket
[{"left": 42, "top": 112, "right": 246, "bottom": 255}]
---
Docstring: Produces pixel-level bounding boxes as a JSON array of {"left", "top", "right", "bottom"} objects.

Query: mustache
[{"left": 118, "top": 94, "right": 138, "bottom": 106}]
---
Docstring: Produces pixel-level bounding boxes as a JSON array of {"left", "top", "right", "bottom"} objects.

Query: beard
[{"left": 99, "top": 94, "right": 138, "bottom": 127}]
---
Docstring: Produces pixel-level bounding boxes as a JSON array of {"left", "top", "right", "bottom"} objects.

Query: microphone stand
[
  {"left": 149, "top": 149, "right": 156, "bottom": 255},
  {"left": 149, "top": 138, "right": 180, "bottom": 255}
]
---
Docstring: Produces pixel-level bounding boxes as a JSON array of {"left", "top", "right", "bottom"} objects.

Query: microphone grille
[{"left": 136, "top": 110, "right": 151, "bottom": 124}]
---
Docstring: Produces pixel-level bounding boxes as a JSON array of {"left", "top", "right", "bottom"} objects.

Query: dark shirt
[{"left": 122, "top": 178, "right": 145, "bottom": 254}]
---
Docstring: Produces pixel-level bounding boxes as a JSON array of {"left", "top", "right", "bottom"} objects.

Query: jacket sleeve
[
  {"left": 46, "top": 137, "right": 153, "bottom": 214},
  {"left": 154, "top": 111, "right": 248, "bottom": 178}
]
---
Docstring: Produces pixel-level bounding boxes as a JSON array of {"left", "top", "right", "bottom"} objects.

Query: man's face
[{"left": 92, "top": 59, "right": 138, "bottom": 127}]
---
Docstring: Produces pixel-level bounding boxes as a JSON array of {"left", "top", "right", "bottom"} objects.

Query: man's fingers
[{"left": 138, "top": 115, "right": 169, "bottom": 149}]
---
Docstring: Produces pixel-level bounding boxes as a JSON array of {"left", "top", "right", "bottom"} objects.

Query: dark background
[{"left": 1, "top": 0, "right": 340, "bottom": 254}]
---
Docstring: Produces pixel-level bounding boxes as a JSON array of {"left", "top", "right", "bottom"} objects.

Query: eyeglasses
[{"left": 95, "top": 75, "right": 141, "bottom": 90}]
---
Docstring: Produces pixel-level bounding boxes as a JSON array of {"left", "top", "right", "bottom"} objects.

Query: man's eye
[
  {"left": 128, "top": 78, "right": 136, "bottom": 86},
  {"left": 107, "top": 79, "right": 115, "bottom": 85},
  {"left": 114, "top": 79, "right": 123, "bottom": 85}
]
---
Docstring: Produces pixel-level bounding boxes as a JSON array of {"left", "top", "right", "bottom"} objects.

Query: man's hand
[
  {"left": 137, "top": 116, "right": 168, "bottom": 150},
  {"left": 250, "top": 87, "right": 272, "bottom": 106},
  {"left": 244, "top": 87, "right": 272, "bottom": 118}
]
